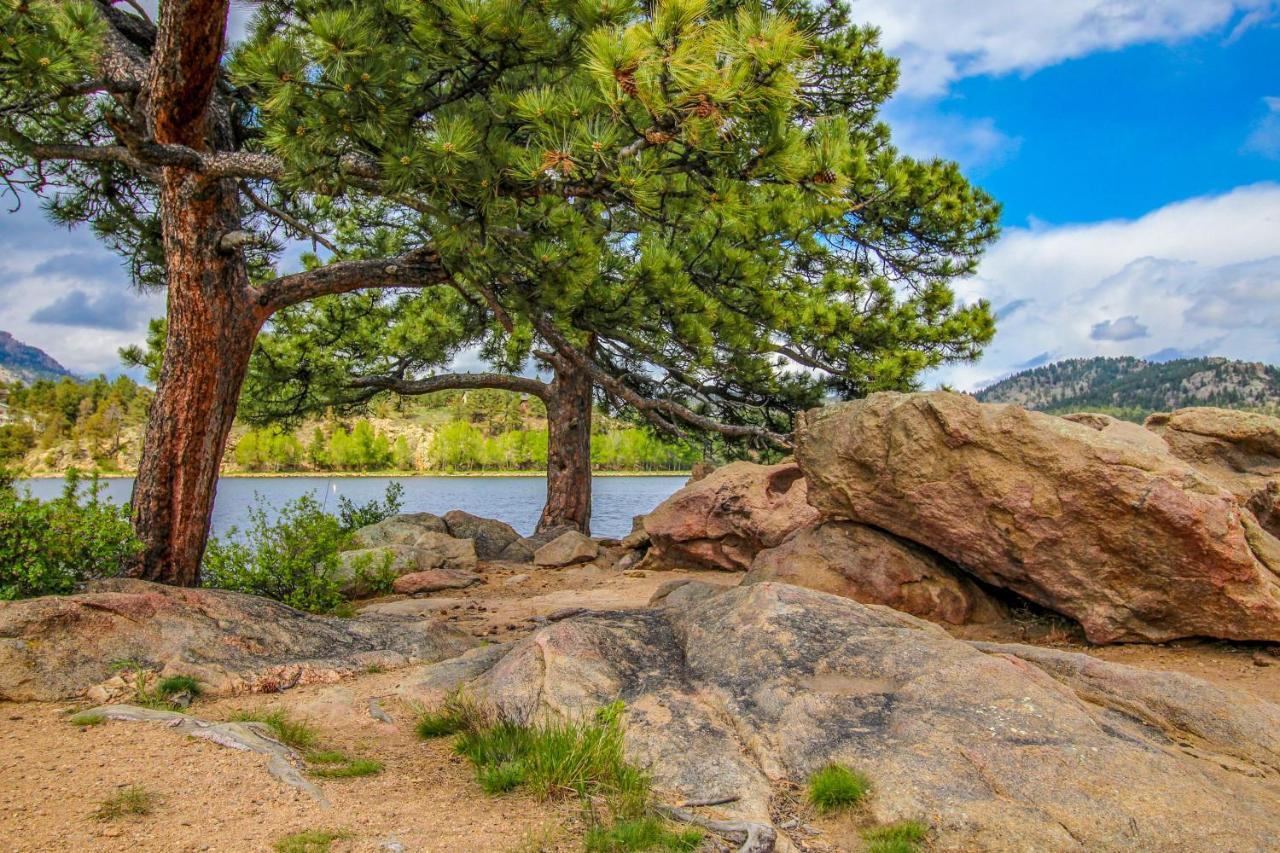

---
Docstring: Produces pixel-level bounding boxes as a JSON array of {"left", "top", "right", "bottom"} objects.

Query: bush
[
  {"left": 202, "top": 492, "right": 349, "bottom": 614},
  {"left": 807, "top": 763, "right": 871, "bottom": 814},
  {"left": 0, "top": 469, "right": 140, "bottom": 600},
  {"left": 336, "top": 481, "right": 403, "bottom": 532}
]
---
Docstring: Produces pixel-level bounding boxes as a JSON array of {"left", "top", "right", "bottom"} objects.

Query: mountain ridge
[
  {"left": 975, "top": 356, "right": 1280, "bottom": 420},
  {"left": 0, "top": 330, "right": 75, "bottom": 385}
]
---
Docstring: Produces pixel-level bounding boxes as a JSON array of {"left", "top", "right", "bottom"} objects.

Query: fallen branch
[{"left": 655, "top": 803, "right": 777, "bottom": 852}]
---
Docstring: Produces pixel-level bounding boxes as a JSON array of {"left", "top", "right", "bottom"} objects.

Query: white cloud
[
  {"left": 886, "top": 107, "right": 1022, "bottom": 170},
  {"left": 0, "top": 203, "right": 162, "bottom": 378},
  {"left": 932, "top": 183, "right": 1280, "bottom": 389},
  {"left": 1244, "top": 96, "right": 1280, "bottom": 158},
  {"left": 858, "top": 0, "right": 1277, "bottom": 95}
]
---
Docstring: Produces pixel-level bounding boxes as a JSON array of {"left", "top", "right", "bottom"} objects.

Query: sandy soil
[{"left": 1, "top": 557, "right": 1276, "bottom": 852}]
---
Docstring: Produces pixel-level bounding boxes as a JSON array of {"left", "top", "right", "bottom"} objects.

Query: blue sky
[{"left": 0, "top": 0, "right": 1277, "bottom": 388}]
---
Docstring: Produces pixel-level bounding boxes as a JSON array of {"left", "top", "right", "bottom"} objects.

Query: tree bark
[
  {"left": 539, "top": 356, "right": 594, "bottom": 534},
  {"left": 128, "top": 168, "right": 260, "bottom": 585}
]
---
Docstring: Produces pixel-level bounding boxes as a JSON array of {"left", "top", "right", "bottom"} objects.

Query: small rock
[
  {"left": 533, "top": 531, "right": 599, "bottom": 567},
  {"left": 623, "top": 569, "right": 648, "bottom": 578},
  {"left": 615, "top": 551, "right": 643, "bottom": 572},
  {"left": 502, "top": 573, "right": 531, "bottom": 587},
  {"left": 1253, "top": 651, "right": 1276, "bottom": 667},
  {"left": 442, "top": 510, "right": 521, "bottom": 560},
  {"left": 392, "top": 568, "right": 483, "bottom": 596}
]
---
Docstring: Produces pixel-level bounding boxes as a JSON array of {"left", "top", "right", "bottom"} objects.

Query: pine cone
[
  {"left": 614, "top": 66, "right": 639, "bottom": 97},
  {"left": 644, "top": 129, "right": 673, "bottom": 145},
  {"left": 692, "top": 97, "right": 716, "bottom": 119},
  {"left": 812, "top": 169, "right": 837, "bottom": 185}
]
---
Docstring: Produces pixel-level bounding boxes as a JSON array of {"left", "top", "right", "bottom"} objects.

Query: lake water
[{"left": 15, "top": 475, "right": 686, "bottom": 540}]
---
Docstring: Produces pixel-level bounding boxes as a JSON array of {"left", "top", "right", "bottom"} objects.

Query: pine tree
[{"left": 3, "top": 0, "right": 998, "bottom": 581}]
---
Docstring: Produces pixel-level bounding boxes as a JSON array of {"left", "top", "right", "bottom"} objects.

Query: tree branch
[
  {"left": 252, "top": 247, "right": 450, "bottom": 316},
  {"left": 347, "top": 372, "right": 549, "bottom": 399}
]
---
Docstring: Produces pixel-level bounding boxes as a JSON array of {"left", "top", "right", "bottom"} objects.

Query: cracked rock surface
[{"left": 418, "top": 582, "right": 1280, "bottom": 851}]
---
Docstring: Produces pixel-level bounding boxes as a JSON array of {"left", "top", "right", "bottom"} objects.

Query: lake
[{"left": 15, "top": 475, "right": 687, "bottom": 540}]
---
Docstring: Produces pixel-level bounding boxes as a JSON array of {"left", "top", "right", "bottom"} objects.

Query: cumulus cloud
[
  {"left": 0, "top": 203, "right": 162, "bottom": 376},
  {"left": 1090, "top": 315, "right": 1150, "bottom": 341},
  {"left": 858, "top": 0, "right": 1276, "bottom": 94},
  {"left": 932, "top": 183, "right": 1280, "bottom": 390}
]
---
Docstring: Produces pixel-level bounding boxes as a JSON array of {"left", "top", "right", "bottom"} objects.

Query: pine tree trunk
[
  {"left": 539, "top": 357, "right": 593, "bottom": 534},
  {"left": 128, "top": 171, "right": 259, "bottom": 585}
]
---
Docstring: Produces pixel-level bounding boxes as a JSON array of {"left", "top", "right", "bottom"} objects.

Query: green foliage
[
  {"left": 230, "top": 710, "right": 319, "bottom": 750},
  {"left": 303, "top": 749, "right": 350, "bottom": 765},
  {"left": 807, "top": 764, "right": 870, "bottom": 814},
  {"left": 154, "top": 675, "right": 203, "bottom": 699},
  {"left": 69, "top": 712, "right": 106, "bottom": 727},
  {"left": 272, "top": 829, "right": 353, "bottom": 853},
  {"left": 862, "top": 821, "right": 929, "bottom": 853},
  {"left": 202, "top": 492, "right": 349, "bottom": 614},
  {"left": 415, "top": 709, "right": 468, "bottom": 739},
  {"left": 583, "top": 817, "right": 702, "bottom": 853},
  {"left": 0, "top": 469, "right": 140, "bottom": 600},
  {"left": 336, "top": 481, "right": 403, "bottom": 531},
  {"left": 234, "top": 427, "right": 304, "bottom": 471},
  {"left": 93, "top": 786, "right": 158, "bottom": 821},
  {"left": 0, "top": 375, "right": 151, "bottom": 468}
]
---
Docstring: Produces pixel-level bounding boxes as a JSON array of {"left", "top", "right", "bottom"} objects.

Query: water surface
[{"left": 16, "top": 475, "right": 685, "bottom": 540}]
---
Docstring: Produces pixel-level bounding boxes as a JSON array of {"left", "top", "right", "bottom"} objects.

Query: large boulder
[
  {"left": 744, "top": 521, "right": 1004, "bottom": 625},
  {"left": 642, "top": 461, "right": 821, "bottom": 571},
  {"left": 533, "top": 530, "right": 599, "bottom": 567},
  {"left": 348, "top": 513, "right": 448, "bottom": 549},
  {"left": 442, "top": 510, "right": 522, "bottom": 560},
  {"left": 333, "top": 535, "right": 477, "bottom": 597},
  {"left": 797, "top": 392, "right": 1280, "bottom": 644},
  {"left": 424, "top": 583, "right": 1280, "bottom": 851},
  {"left": 0, "top": 579, "right": 475, "bottom": 701},
  {"left": 1147, "top": 407, "right": 1280, "bottom": 536}
]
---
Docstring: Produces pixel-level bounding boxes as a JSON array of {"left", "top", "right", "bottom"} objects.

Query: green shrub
[
  {"left": 70, "top": 712, "right": 106, "bottom": 727},
  {"left": 583, "top": 817, "right": 702, "bottom": 852},
  {"left": 0, "top": 469, "right": 141, "bottom": 600},
  {"left": 93, "top": 786, "right": 158, "bottom": 820},
  {"left": 336, "top": 481, "right": 403, "bottom": 532},
  {"left": 862, "top": 821, "right": 929, "bottom": 853},
  {"left": 202, "top": 493, "right": 348, "bottom": 614},
  {"left": 415, "top": 708, "right": 468, "bottom": 739},
  {"left": 808, "top": 764, "right": 871, "bottom": 814},
  {"left": 202, "top": 485, "right": 405, "bottom": 613}
]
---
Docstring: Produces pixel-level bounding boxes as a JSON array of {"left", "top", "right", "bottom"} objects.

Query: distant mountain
[
  {"left": 0, "top": 331, "right": 75, "bottom": 385},
  {"left": 975, "top": 356, "right": 1280, "bottom": 421}
]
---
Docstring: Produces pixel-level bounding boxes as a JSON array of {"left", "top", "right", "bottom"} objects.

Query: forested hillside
[
  {"left": 1, "top": 379, "right": 698, "bottom": 474},
  {"left": 976, "top": 357, "right": 1280, "bottom": 421}
]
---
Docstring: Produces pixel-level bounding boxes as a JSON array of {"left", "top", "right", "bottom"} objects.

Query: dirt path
[{"left": 2, "top": 560, "right": 1277, "bottom": 852}]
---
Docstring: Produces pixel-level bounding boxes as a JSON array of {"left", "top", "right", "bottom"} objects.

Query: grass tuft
[
  {"left": 154, "top": 674, "right": 203, "bottom": 698},
  {"left": 272, "top": 829, "right": 353, "bottom": 853},
  {"left": 303, "top": 749, "right": 349, "bottom": 765},
  {"left": 583, "top": 816, "right": 703, "bottom": 852},
  {"left": 70, "top": 711, "right": 106, "bottom": 727},
  {"left": 862, "top": 821, "right": 929, "bottom": 853},
  {"left": 93, "top": 786, "right": 158, "bottom": 821},
  {"left": 230, "top": 710, "right": 318, "bottom": 750},
  {"left": 308, "top": 758, "right": 383, "bottom": 779},
  {"left": 807, "top": 763, "right": 871, "bottom": 814},
  {"left": 415, "top": 708, "right": 468, "bottom": 739}
]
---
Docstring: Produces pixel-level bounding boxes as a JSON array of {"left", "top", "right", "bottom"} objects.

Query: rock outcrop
[
  {"left": 391, "top": 568, "right": 482, "bottom": 595},
  {"left": 744, "top": 521, "right": 1004, "bottom": 625},
  {"left": 642, "top": 461, "right": 820, "bottom": 572},
  {"left": 797, "top": 392, "right": 1280, "bottom": 643},
  {"left": 416, "top": 583, "right": 1280, "bottom": 851},
  {"left": 442, "top": 510, "right": 522, "bottom": 560},
  {"left": 350, "top": 513, "right": 448, "bottom": 549},
  {"left": 0, "top": 579, "right": 474, "bottom": 701},
  {"left": 1147, "top": 407, "right": 1280, "bottom": 536}
]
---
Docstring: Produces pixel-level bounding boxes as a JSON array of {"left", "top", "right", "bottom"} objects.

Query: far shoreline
[{"left": 16, "top": 469, "right": 692, "bottom": 480}]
